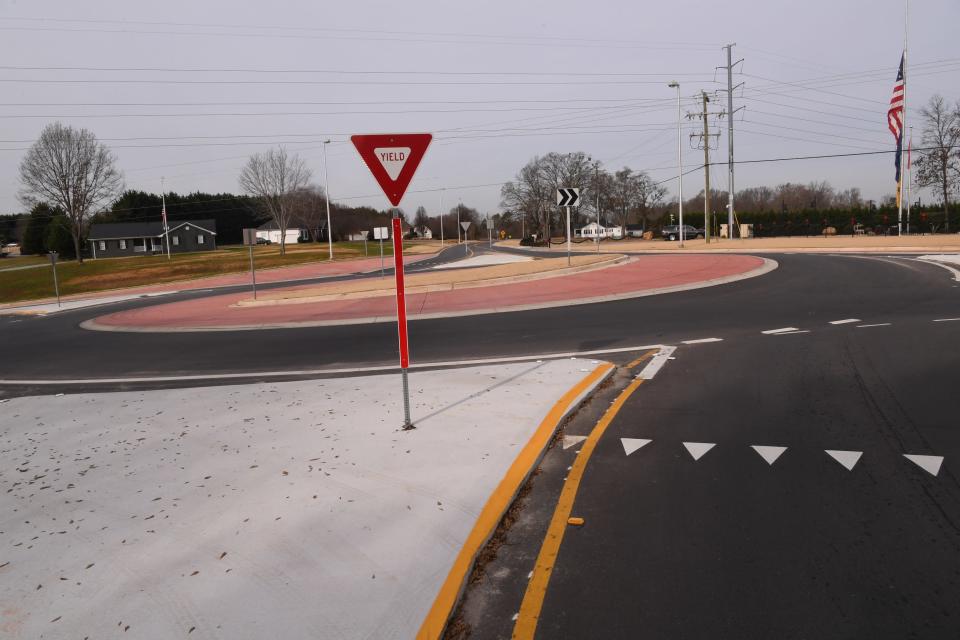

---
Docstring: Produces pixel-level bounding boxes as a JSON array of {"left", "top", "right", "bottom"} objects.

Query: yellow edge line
[
  {"left": 512, "top": 349, "right": 658, "bottom": 639},
  {"left": 416, "top": 361, "right": 615, "bottom": 640}
]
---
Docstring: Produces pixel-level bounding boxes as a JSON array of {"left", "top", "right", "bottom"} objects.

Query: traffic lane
[
  {"left": 0, "top": 253, "right": 956, "bottom": 381},
  {"left": 534, "top": 329, "right": 960, "bottom": 639}
]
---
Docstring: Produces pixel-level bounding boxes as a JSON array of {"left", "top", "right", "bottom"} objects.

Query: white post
[
  {"left": 669, "top": 81, "right": 685, "bottom": 247},
  {"left": 323, "top": 140, "right": 334, "bottom": 260},
  {"left": 162, "top": 177, "right": 171, "bottom": 260},
  {"left": 565, "top": 205, "right": 572, "bottom": 267},
  {"left": 439, "top": 189, "right": 445, "bottom": 246},
  {"left": 457, "top": 202, "right": 462, "bottom": 244}
]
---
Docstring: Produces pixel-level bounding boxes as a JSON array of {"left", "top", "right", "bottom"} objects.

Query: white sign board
[{"left": 374, "top": 226, "right": 389, "bottom": 240}]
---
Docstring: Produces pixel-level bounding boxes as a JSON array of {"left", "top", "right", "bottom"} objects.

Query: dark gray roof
[{"left": 88, "top": 219, "right": 216, "bottom": 240}]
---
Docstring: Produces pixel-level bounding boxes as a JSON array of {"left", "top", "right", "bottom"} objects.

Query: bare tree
[
  {"left": 915, "top": 95, "right": 960, "bottom": 231},
  {"left": 290, "top": 185, "right": 327, "bottom": 241},
  {"left": 413, "top": 206, "right": 430, "bottom": 237},
  {"left": 18, "top": 122, "right": 123, "bottom": 263},
  {"left": 239, "top": 147, "right": 312, "bottom": 254}
]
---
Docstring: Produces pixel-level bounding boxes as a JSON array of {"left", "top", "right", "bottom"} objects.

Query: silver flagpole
[
  {"left": 903, "top": 0, "right": 910, "bottom": 234},
  {"left": 898, "top": 0, "right": 908, "bottom": 236}
]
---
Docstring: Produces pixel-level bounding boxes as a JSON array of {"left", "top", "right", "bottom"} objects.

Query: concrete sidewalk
[
  {"left": 0, "top": 359, "right": 611, "bottom": 639},
  {"left": 88, "top": 254, "right": 771, "bottom": 332}
]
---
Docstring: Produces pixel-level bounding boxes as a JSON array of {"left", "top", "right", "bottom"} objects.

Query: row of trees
[{"left": 499, "top": 152, "right": 668, "bottom": 240}]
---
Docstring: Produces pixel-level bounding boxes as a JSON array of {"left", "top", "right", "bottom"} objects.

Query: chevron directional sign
[{"left": 556, "top": 187, "right": 580, "bottom": 206}]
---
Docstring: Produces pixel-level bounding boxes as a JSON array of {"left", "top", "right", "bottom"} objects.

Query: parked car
[
  {"left": 661, "top": 225, "right": 703, "bottom": 241},
  {"left": 256, "top": 237, "right": 272, "bottom": 245}
]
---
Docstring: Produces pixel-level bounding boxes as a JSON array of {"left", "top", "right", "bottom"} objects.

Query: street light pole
[
  {"left": 669, "top": 81, "right": 685, "bottom": 248},
  {"left": 49, "top": 251, "right": 60, "bottom": 307},
  {"left": 322, "top": 140, "right": 333, "bottom": 260}
]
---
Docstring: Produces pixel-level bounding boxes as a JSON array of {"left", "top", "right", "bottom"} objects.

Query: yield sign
[{"left": 351, "top": 133, "right": 432, "bottom": 206}]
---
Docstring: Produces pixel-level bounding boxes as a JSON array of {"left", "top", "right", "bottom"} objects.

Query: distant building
[
  {"left": 575, "top": 222, "right": 623, "bottom": 239},
  {"left": 87, "top": 220, "right": 217, "bottom": 258},
  {"left": 256, "top": 221, "right": 308, "bottom": 245}
]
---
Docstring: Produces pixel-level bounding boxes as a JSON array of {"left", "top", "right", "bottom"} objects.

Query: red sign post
[{"left": 351, "top": 133, "right": 432, "bottom": 429}]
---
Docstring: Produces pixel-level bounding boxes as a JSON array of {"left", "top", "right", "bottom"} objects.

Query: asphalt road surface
[{"left": 2, "top": 248, "right": 959, "bottom": 637}]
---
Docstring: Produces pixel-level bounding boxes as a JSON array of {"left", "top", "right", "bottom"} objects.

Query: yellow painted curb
[
  {"left": 415, "top": 362, "right": 615, "bottom": 640},
  {"left": 512, "top": 350, "right": 658, "bottom": 639}
]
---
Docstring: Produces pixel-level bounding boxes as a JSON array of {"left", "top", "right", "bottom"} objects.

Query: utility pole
[
  {"left": 690, "top": 91, "right": 721, "bottom": 243},
  {"left": 722, "top": 44, "right": 744, "bottom": 240},
  {"left": 701, "top": 92, "right": 712, "bottom": 244}
]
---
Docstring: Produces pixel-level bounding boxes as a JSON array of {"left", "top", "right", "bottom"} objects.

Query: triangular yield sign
[
  {"left": 825, "top": 449, "right": 862, "bottom": 471},
  {"left": 683, "top": 442, "right": 716, "bottom": 461},
  {"left": 351, "top": 133, "right": 432, "bottom": 206},
  {"left": 621, "top": 438, "right": 651, "bottom": 456},
  {"left": 751, "top": 445, "right": 787, "bottom": 466},
  {"left": 562, "top": 435, "right": 587, "bottom": 450},
  {"left": 903, "top": 454, "right": 944, "bottom": 476}
]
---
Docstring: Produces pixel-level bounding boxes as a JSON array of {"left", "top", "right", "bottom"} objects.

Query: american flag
[{"left": 888, "top": 53, "right": 905, "bottom": 187}]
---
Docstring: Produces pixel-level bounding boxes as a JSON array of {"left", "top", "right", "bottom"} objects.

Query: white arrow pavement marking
[
  {"left": 621, "top": 438, "right": 652, "bottom": 456},
  {"left": 829, "top": 319, "right": 861, "bottom": 325},
  {"left": 751, "top": 445, "right": 787, "bottom": 465},
  {"left": 762, "top": 327, "right": 799, "bottom": 334},
  {"left": 636, "top": 346, "right": 676, "bottom": 380},
  {"left": 903, "top": 454, "right": 944, "bottom": 476},
  {"left": 825, "top": 449, "right": 863, "bottom": 471},
  {"left": 683, "top": 442, "right": 716, "bottom": 461},
  {"left": 562, "top": 435, "right": 588, "bottom": 450}
]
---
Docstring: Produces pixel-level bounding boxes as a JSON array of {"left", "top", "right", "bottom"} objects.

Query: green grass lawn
[
  {"left": 0, "top": 241, "right": 435, "bottom": 304},
  {"left": 0, "top": 255, "right": 49, "bottom": 271}
]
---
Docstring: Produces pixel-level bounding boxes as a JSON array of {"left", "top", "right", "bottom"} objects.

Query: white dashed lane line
[
  {"left": 762, "top": 327, "right": 800, "bottom": 335},
  {"left": 681, "top": 337, "right": 724, "bottom": 345},
  {"left": 856, "top": 323, "right": 892, "bottom": 328},
  {"left": 829, "top": 318, "right": 861, "bottom": 325},
  {"left": 933, "top": 318, "right": 960, "bottom": 322}
]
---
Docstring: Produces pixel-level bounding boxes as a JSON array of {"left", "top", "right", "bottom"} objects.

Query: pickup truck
[{"left": 661, "top": 225, "right": 703, "bottom": 241}]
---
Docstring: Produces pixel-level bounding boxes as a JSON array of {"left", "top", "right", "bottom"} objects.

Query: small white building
[
  {"left": 256, "top": 221, "right": 308, "bottom": 245},
  {"left": 576, "top": 222, "right": 623, "bottom": 239}
]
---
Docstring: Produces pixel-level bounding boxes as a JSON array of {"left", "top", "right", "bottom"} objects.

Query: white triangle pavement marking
[
  {"left": 621, "top": 438, "right": 652, "bottom": 456},
  {"left": 903, "top": 454, "right": 944, "bottom": 476},
  {"left": 373, "top": 146, "right": 411, "bottom": 180},
  {"left": 751, "top": 445, "right": 787, "bottom": 465},
  {"left": 825, "top": 449, "right": 863, "bottom": 471},
  {"left": 562, "top": 435, "right": 587, "bottom": 450},
  {"left": 682, "top": 442, "right": 716, "bottom": 461},
  {"left": 762, "top": 327, "right": 799, "bottom": 334},
  {"left": 829, "top": 318, "right": 861, "bottom": 325}
]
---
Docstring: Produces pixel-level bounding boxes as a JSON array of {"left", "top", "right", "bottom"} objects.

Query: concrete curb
[
  {"left": 80, "top": 257, "right": 778, "bottom": 333},
  {"left": 416, "top": 361, "right": 618, "bottom": 639},
  {"left": 0, "top": 252, "right": 439, "bottom": 312},
  {"left": 232, "top": 254, "right": 628, "bottom": 307}
]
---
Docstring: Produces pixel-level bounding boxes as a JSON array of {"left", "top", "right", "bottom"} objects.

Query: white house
[
  {"left": 576, "top": 222, "right": 623, "bottom": 239},
  {"left": 256, "top": 221, "right": 308, "bottom": 245}
]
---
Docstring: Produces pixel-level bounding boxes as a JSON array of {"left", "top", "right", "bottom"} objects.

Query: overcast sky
[{"left": 0, "top": 0, "right": 957, "bottom": 218}]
